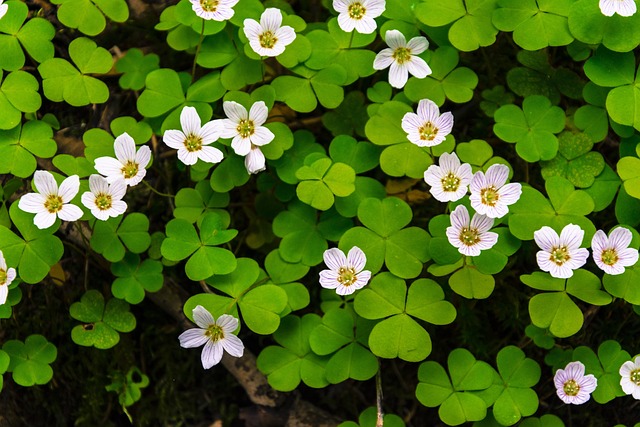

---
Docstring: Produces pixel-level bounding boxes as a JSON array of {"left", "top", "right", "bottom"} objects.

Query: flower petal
[
  {"left": 18, "top": 193, "right": 46, "bottom": 214},
  {"left": 388, "top": 62, "right": 408, "bottom": 88},
  {"left": 534, "top": 226, "right": 559, "bottom": 252},
  {"left": 485, "top": 164, "right": 510, "bottom": 188},
  {"left": 192, "top": 305, "right": 215, "bottom": 328},
  {"left": 201, "top": 340, "right": 223, "bottom": 369},
  {"left": 373, "top": 49, "right": 394, "bottom": 70},
  {"left": 245, "top": 147, "right": 266, "bottom": 174},
  {"left": 34, "top": 211, "right": 57, "bottom": 229},
  {"left": 323, "top": 247, "right": 347, "bottom": 271},
  {"left": 178, "top": 328, "right": 209, "bottom": 348},
  {"left": 384, "top": 30, "right": 406, "bottom": 49},
  {"left": 406, "top": 56, "right": 432, "bottom": 79},
  {"left": 251, "top": 126, "right": 275, "bottom": 147},
  {"left": 224, "top": 101, "right": 248, "bottom": 123},
  {"left": 57, "top": 204, "right": 83, "bottom": 222},
  {"left": 180, "top": 106, "right": 201, "bottom": 136},
  {"left": 221, "top": 334, "right": 244, "bottom": 358},
  {"left": 198, "top": 146, "right": 224, "bottom": 164},
  {"left": 260, "top": 7, "right": 283, "bottom": 32},
  {"left": 33, "top": 170, "right": 58, "bottom": 197},
  {"left": 559, "top": 224, "right": 584, "bottom": 250},
  {"left": 114, "top": 132, "right": 137, "bottom": 163},
  {"left": 406, "top": 36, "right": 428, "bottom": 54},
  {"left": 217, "top": 314, "right": 239, "bottom": 334},
  {"left": 58, "top": 175, "right": 80, "bottom": 203},
  {"left": 346, "top": 246, "right": 367, "bottom": 272}
]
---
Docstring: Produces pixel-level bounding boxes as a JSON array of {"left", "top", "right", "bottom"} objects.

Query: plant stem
[
  {"left": 348, "top": 30, "right": 355, "bottom": 49},
  {"left": 191, "top": 19, "right": 206, "bottom": 83},
  {"left": 142, "top": 179, "right": 175, "bottom": 198},
  {"left": 376, "top": 362, "right": 384, "bottom": 427}
]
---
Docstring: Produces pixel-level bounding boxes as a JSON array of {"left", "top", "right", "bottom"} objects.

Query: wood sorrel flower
[
  {"left": 319, "top": 247, "right": 371, "bottom": 296},
  {"left": 620, "top": 356, "right": 640, "bottom": 399},
  {"left": 554, "top": 361, "right": 597, "bottom": 405},
  {"left": 18, "top": 171, "right": 83, "bottom": 229},
  {"left": 402, "top": 99, "right": 453, "bottom": 148},
  {"left": 94, "top": 132, "right": 151, "bottom": 187},
  {"left": 243, "top": 8, "right": 296, "bottom": 57},
  {"left": 190, "top": 0, "right": 239, "bottom": 21},
  {"left": 446, "top": 205, "right": 498, "bottom": 256},
  {"left": 334, "top": 0, "right": 385, "bottom": 34},
  {"left": 423, "top": 152, "right": 472, "bottom": 203},
  {"left": 163, "top": 106, "right": 223, "bottom": 166},
  {"left": 0, "top": 249, "right": 16, "bottom": 306},
  {"left": 373, "top": 29, "right": 431, "bottom": 89},
  {"left": 179, "top": 305, "right": 244, "bottom": 369},
  {"left": 600, "top": 0, "right": 636, "bottom": 16},
  {"left": 469, "top": 164, "right": 522, "bottom": 219},
  {"left": 81, "top": 175, "right": 128, "bottom": 221},
  {"left": 591, "top": 228, "right": 639, "bottom": 275},
  {"left": 534, "top": 224, "right": 589, "bottom": 279}
]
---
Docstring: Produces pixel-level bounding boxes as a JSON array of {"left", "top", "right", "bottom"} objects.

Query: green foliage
[
  {"left": 0, "top": 120, "right": 56, "bottom": 177},
  {"left": 116, "top": 48, "right": 160, "bottom": 91},
  {"left": 161, "top": 212, "right": 237, "bottom": 281},
  {"left": 70, "top": 290, "right": 136, "bottom": 349},
  {"left": 105, "top": 366, "right": 150, "bottom": 409},
  {"left": 38, "top": 37, "right": 112, "bottom": 106},
  {"left": 0, "top": 70, "right": 41, "bottom": 130},
  {"left": 568, "top": 0, "right": 640, "bottom": 52},
  {"left": 2, "top": 334, "right": 57, "bottom": 386},
  {"left": 338, "top": 407, "right": 406, "bottom": 427},
  {"left": 91, "top": 213, "right": 151, "bottom": 263},
  {"left": 573, "top": 341, "right": 630, "bottom": 404},
  {"left": 540, "top": 131, "right": 605, "bottom": 188},
  {"left": 296, "top": 156, "right": 356, "bottom": 210},
  {"left": 111, "top": 253, "right": 163, "bottom": 304},
  {"left": 51, "top": 0, "right": 128, "bottom": 35}
]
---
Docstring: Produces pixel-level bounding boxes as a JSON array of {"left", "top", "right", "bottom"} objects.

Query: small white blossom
[
  {"left": 620, "top": 356, "right": 640, "bottom": 399},
  {"left": 81, "top": 175, "right": 128, "bottom": 221},
  {"left": 423, "top": 152, "right": 473, "bottom": 203},
  {"left": 373, "top": 30, "right": 431, "bottom": 89},
  {"left": 334, "top": 0, "right": 385, "bottom": 34},
  {"left": 217, "top": 101, "right": 274, "bottom": 173},
  {"left": 0, "top": 249, "right": 17, "bottom": 306},
  {"left": 591, "top": 228, "right": 639, "bottom": 275},
  {"left": 469, "top": 164, "right": 522, "bottom": 218},
  {"left": 243, "top": 8, "right": 296, "bottom": 57},
  {"left": 600, "top": 0, "right": 636, "bottom": 16},
  {"left": 190, "top": 0, "right": 239, "bottom": 21},
  {"left": 0, "top": 0, "right": 8, "bottom": 21},
  {"left": 446, "top": 205, "right": 498, "bottom": 256},
  {"left": 163, "top": 106, "right": 224, "bottom": 166},
  {"left": 554, "top": 361, "right": 598, "bottom": 405},
  {"left": 319, "top": 247, "right": 371, "bottom": 296},
  {"left": 18, "top": 171, "right": 83, "bottom": 229},
  {"left": 402, "top": 99, "right": 453, "bottom": 148},
  {"left": 534, "top": 224, "right": 589, "bottom": 279},
  {"left": 179, "top": 305, "right": 244, "bottom": 369},
  {"left": 94, "top": 132, "right": 151, "bottom": 187}
]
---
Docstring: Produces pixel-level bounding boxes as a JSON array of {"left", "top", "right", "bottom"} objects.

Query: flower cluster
[
  {"left": 534, "top": 224, "right": 638, "bottom": 279},
  {"left": 18, "top": 133, "right": 152, "bottom": 229},
  {"left": 554, "top": 356, "right": 640, "bottom": 405}
]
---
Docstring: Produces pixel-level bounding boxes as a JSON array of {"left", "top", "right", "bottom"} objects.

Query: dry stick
[{"left": 376, "top": 363, "right": 384, "bottom": 427}]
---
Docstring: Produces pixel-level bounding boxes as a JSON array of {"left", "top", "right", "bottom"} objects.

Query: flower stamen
[
  {"left": 480, "top": 186, "right": 500, "bottom": 207},
  {"left": 348, "top": 2, "right": 366, "bottom": 19},
  {"left": 630, "top": 369, "right": 640, "bottom": 386},
  {"left": 441, "top": 172, "right": 461, "bottom": 192},
  {"left": 337, "top": 267, "right": 357, "bottom": 287},
  {"left": 392, "top": 47, "right": 412, "bottom": 64},
  {"left": 121, "top": 161, "right": 139, "bottom": 179},
  {"left": 459, "top": 227, "right": 481, "bottom": 247},
  {"left": 237, "top": 119, "right": 255, "bottom": 138},
  {"left": 44, "top": 194, "right": 64, "bottom": 214},
  {"left": 200, "top": 0, "right": 219, "bottom": 12},
  {"left": 419, "top": 122, "right": 438, "bottom": 141},
  {"left": 0, "top": 269, "right": 7, "bottom": 286},
  {"left": 259, "top": 31, "right": 278, "bottom": 49},
  {"left": 94, "top": 193, "right": 113, "bottom": 211},
  {"left": 600, "top": 248, "right": 619, "bottom": 266},
  {"left": 185, "top": 134, "right": 203, "bottom": 152},
  {"left": 205, "top": 324, "right": 225, "bottom": 342},
  {"left": 563, "top": 379, "right": 580, "bottom": 396},
  {"left": 549, "top": 246, "right": 571, "bottom": 266}
]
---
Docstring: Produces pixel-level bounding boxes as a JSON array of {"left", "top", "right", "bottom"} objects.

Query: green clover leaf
[
  {"left": 51, "top": 0, "right": 129, "bottom": 36},
  {"left": 338, "top": 407, "right": 406, "bottom": 427},
  {"left": 573, "top": 341, "right": 630, "bottom": 404},
  {"left": 0, "top": 70, "right": 42, "bottom": 130},
  {"left": 115, "top": 48, "right": 160, "bottom": 91},
  {"left": 2, "top": 334, "right": 57, "bottom": 387},
  {"left": 70, "top": 290, "right": 136, "bottom": 349},
  {"left": 83, "top": 116, "right": 152, "bottom": 162},
  {"left": 111, "top": 253, "right": 164, "bottom": 305},
  {"left": 91, "top": 213, "right": 151, "bottom": 263},
  {"left": 174, "top": 180, "right": 230, "bottom": 224},
  {"left": 295, "top": 156, "right": 356, "bottom": 211},
  {"left": 0, "top": 120, "right": 56, "bottom": 177},
  {"left": 541, "top": 132, "right": 605, "bottom": 188}
]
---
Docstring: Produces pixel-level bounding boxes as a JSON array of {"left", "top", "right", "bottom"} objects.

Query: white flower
[
  {"left": 319, "top": 247, "right": 371, "bottom": 296},
  {"left": 334, "top": 0, "right": 385, "bottom": 34},
  {"left": 446, "top": 205, "right": 498, "bottom": 256},
  {"left": 423, "top": 152, "right": 473, "bottom": 203},
  {"left": 0, "top": 249, "right": 17, "bottom": 306},
  {"left": 0, "top": 0, "right": 8, "bottom": 21},
  {"left": 217, "top": 101, "right": 274, "bottom": 157},
  {"left": 245, "top": 145, "right": 267, "bottom": 174},
  {"left": 18, "top": 171, "right": 83, "bottom": 229},
  {"left": 592, "top": 228, "right": 639, "bottom": 275},
  {"left": 81, "top": 175, "right": 128, "bottom": 221},
  {"left": 402, "top": 99, "right": 454, "bottom": 148},
  {"left": 243, "top": 8, "right": 296, "bottom": 57},
  {"left": 620, "top": 356, "right": 640, "bottom": 399},
  {"left": 534, "top": 224, "right": 589, "bottom": 279},
  {"left": 600, "top": 0, "right": 636, "bottom": 17},
  {"left": 469, "top": 164, "right": 522, "bottom": 218},
  {"left": 373, "top": 30, "right": 431, "bottom": 89},
  {"left": 94, "top": 132, "right": 152, "bottom": 187},
  {"left": 190, "top": 0, "right": 238, "bottom": 21},
  {"left": 163, "top": 106, "right": 224, "bottom": 166},
  {"left": 178, "top": 305, "right": 244, "bottom": 369},
  {"left": 554, "top": 361, "right": 598, "bottom": 405}
]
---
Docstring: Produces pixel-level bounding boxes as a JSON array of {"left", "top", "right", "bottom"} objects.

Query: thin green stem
[
  {"left": 191, "top": 19, "right": 206, "bottom": 83},
  {"left": 142, "top": 179, "right": 175, "bottom": 198},
  {"left": 348, "top": 30, "right": 355, "bottom": 49}
]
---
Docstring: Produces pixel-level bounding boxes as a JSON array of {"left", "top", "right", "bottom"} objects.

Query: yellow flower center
[
  {"left": 631, "top": 369, "right": 640, "bottom": 385},
  {"left": 459, "top": 227, "right": 480, "bottom": 247},
  {"left": 549, "top": 246, "right": 571, "bottom": 266},
  {"left": 348, "top": 2, "right": 366, "bottom": 19},
  {"left": 237, "top": 119, "right": 255, "bottom": 138},
  {"left": 200, "top": 0, "right": 219, "bottom": 12},
  {"left": 480, "top": 186, "right": 500, "bottom": 207},
  {"left": 185, "top": 134, "right": 203, "bottom": 152},
  {"left": 0, "top": 269, "right": 6, "bottom": 286},
  {"left": 205, "top": 324, "right": 225, "bottom": 342},
  {"left": 95, "top": 193, "right": 113, "bottom": 211},
  {"left": 601, "top": 248, "right": 619, "bottom": 266},
  {"left": 338, "top": 267, "right": 357, "bottom": 287},
  {"left": 259, "top": 31, "right": 278, "bottom": 49},
  {"left": 44, "top": 194, "right": 64, "bottom": 214},
  {"left": 121, "top": 161, "right": 139, "bottom": 179},
  {"left": 419, "top": 122, "right": 438, "bottom": 141},
  {"left": 441, "top": 172, "right": 461, "bottom": 192},
  {"left": 392, "top": 47, "right": 412, "bottom": 64},
  {"left": 563, "top": 379, "right": 580, "bottom": 397}
]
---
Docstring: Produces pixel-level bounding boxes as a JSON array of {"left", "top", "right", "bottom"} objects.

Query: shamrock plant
[{"left": 3, "top": 0, "right": 640, "bottom": 426}]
